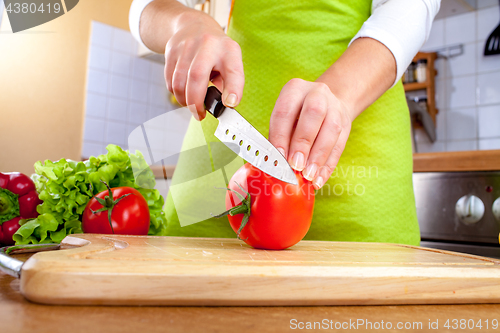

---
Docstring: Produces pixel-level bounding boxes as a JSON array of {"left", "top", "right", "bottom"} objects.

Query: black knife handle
[{"left": 204, "top": 86, "right": 226, "bottom": 118}]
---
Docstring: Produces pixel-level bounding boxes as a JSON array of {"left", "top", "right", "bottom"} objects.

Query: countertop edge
[
  {"left": 149, "top": 150, "right": 500, "bottom": 176},
  {"left": 413, "top": 150, "right": 500, "bottom": 172}
]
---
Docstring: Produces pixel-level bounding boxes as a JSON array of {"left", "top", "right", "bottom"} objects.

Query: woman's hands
[
  {"left": 268, "top": 38, "right": 397, "bottom": 190},
  {"left": 138, "top": 2, "right": 394, "bottom": 190},
  {"left": 164, "top": 11, "right": 244, "bottom": 120},
  {"left": 269, "top": 79, "right": 353, "bottom": 190}
]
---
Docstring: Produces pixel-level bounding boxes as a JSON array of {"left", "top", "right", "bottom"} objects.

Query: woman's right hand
[{"left": 165, "top": 11, "right": 245, "bottom": 120}]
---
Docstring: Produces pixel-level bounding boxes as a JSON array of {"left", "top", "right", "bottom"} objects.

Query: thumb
[{"left": 220, "top": 62, "right": 244, "bottom": 108}]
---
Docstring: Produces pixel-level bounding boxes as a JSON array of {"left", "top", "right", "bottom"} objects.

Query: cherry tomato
[
  {"left": 0, "top": 217, "right": 22, "bottom": 245},
  {"left": 224, "top": 163, "right": 315, "bottom": 250},
  {"left": 82, "top": 186, "right": 150, "bottom": 235},
  {"left": 6, "top": 173, "right": 36, "bottom": 196}
]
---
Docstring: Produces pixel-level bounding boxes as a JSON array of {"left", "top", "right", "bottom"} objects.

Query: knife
[{"left": 204, "top": 86, "right": 298, "bottom": 185}]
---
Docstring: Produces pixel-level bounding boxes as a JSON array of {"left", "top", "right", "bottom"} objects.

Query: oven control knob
[
  {"left": 455, "top": 195, "right": 485, "bottom": 225},
  {"left": 493, "top": 198, "right": 500, "bottom": 222}
]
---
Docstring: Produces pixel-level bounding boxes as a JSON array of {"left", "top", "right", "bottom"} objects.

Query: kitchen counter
[
  {"left": 413, "top": 150, "right": 500, "bottom": 172},
  {"left": 2, "top": 253, "right": 500, "bottom": 333},
  {"left": 150, "top": 150, "right": 500, "bottom": 179}
]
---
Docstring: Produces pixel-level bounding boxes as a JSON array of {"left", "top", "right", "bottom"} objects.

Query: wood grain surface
[
  {"left": 413, "top": 150, "right": 500, "bottom": 172},
  {"left": 2, "top": 252, "right": 500, "bottom": 333},
  {"left": 16, "top": 234, "right": 500, "bottom": 306}
]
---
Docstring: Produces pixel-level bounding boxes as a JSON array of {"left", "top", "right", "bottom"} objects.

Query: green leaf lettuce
[{"left": 14, "top": 145, "right": 167, "bottom": 244}]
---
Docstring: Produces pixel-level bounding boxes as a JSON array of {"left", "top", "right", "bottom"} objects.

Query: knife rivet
[
  {"left": 274, "top": 160, "right": 278, "bottom": 166},
  {"left": 264, "top": 155, "right": 269, "bottom": 162},
  {"left": 255, "top": 150, "right": 259, "bottom": 156},
  {"left": 247, "top": 145, "right": 251, "bottom": 151},
  {"left": 232, "top": 135, "right": 236, "bottom": 140},
  {"left": 225, "top": 129, "right": 229, "bottom": 135},
  {"left": 239, "top": 140, "right": 243, "bottom": 146}
]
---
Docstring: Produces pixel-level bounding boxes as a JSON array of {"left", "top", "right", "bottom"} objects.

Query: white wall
[
  {"left": 82, "top": 21, "right": 189, "bottom": 160},
  {"left": 415, "top": 2, "right": 500, "bottom": 153}
]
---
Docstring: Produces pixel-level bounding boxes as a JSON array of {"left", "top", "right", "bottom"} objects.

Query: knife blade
[{"left": 204, "top": 86, "right": 298, "bottom": 185}]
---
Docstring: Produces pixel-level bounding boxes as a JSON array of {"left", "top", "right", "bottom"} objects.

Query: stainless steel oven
[{"left": 413, "top": 171, "right": 500, "bottom": 258}]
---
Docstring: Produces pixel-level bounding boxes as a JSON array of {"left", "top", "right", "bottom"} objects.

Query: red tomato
[
  {"left": 82, "top": 186, "right": 150, "bottom": 235},
  {"left": 224, "top": 163, "right": 315, "bottom": 250}
]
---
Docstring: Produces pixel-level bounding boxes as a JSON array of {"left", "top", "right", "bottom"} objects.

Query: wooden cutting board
[{"left": 19, "top": 234, "right": 500, "bottom": 306}]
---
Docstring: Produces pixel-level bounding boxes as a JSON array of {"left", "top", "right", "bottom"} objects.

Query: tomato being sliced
[
  {"left": 216, "top": 163, "right": 315, "bottom": 250},
  {"left": 82, "top": 184, "right": 150, "bottom": 235}
]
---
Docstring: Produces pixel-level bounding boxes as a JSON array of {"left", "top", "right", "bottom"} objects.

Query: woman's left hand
[{"left": 268, "top": 78, "right": 353, "bottom": 190}]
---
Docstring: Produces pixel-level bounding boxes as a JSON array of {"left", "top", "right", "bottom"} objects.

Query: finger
[
  {"left": 210, "top": 73, "right": 224, "bottom": 92},
  {"left": 287, "top": 88, "right": 328, "bottom": 172},
  {"left": 171, "top": 53, "right": 193, "bottom": 108},
  {"left": 217, "top": 39, "right": 244, "bottom": 108},
  {"left": 268, "top": 79, "right": 308, "bottom": 160},
  {"left": 301, "top": 98, "right": 343, "bottom": 181},
  {"left": 313, "top": 121, "right": 351, "bottom": 190},
  {"left": 186, "top": 47, "right": 220, "bottom": 120},
  {"left": 164, "top": 44, "right": 178, "bottom": 94}
]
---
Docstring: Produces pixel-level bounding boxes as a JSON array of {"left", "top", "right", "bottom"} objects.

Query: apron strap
[{"left": 228, "top": 0, "right": 235, "bottom": 29}]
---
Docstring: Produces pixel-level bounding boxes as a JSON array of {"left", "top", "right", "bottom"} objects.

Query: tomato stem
[
  {"left": 90, "top": 180, "right": 131, "bottom": 234},
  {"left": 212, "top": 181, "right": 251, "bottom": 240},
  {"left": 229, "top": 204, "right": 248, "bottom": 216}
]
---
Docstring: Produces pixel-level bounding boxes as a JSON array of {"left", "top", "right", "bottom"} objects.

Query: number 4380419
[
  {"left": 444, "top": 319, "right": 499, "bottom": 330},
  {"left": 6, "top": 2, "right": 62, "bottom": 14}
]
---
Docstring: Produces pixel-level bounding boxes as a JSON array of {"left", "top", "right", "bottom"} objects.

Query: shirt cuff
[
  {"left": 129, "top": 0, "right": 155, "bottom": 51},
  {"left": 349, "top": 0, "right": 440, "bottom": 88}
]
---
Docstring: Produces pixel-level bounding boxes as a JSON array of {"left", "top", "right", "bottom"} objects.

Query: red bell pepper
[{"left": 0, "top": 172, "right": 42, "bottom": 245}]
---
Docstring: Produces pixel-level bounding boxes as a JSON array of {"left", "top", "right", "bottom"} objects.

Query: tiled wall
[
  {"left": 82, "top": 21, "right": 189, "bottom": 160},
  {"left": 0, "top": 2, "right": 4, "bottom": 28},
  {"left": 416, "top": 3, "right": 500, "bottom": 153}
]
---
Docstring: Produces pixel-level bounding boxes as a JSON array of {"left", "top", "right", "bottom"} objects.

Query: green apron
[{"left": 162, "top": 0, "right": 420, "bottom": 246}]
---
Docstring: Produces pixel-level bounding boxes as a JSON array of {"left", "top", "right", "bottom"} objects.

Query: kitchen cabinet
[
  {"left": 404, "top": 52, "right": 439, "bottom": 124},
  {"left": 435, "top": 0, "right": 479, "bottom": 20}
]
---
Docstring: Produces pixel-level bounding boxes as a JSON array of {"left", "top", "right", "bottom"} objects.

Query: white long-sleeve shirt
[{"left": 129, "top": 0, "right": 441, "bottom": 87}]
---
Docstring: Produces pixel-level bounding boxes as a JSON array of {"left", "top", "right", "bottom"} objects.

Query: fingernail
[
  {"left": 313, "top": 176, "right": 324, "bottom": 189},
  {"left": 186, "top": 104, "right": 198, "bottom": 120},
  {"left": 302, "top": 163, "right": 318, "bottom": 181},
  {"left": 291, "top": 152, "right": 305, "bottom": 171},
  {"left": 225, "top": 93, "right": 237, "bottom": 107},
  {"left": 277, "top": 147, "right": 287, "bottom": 158}
]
